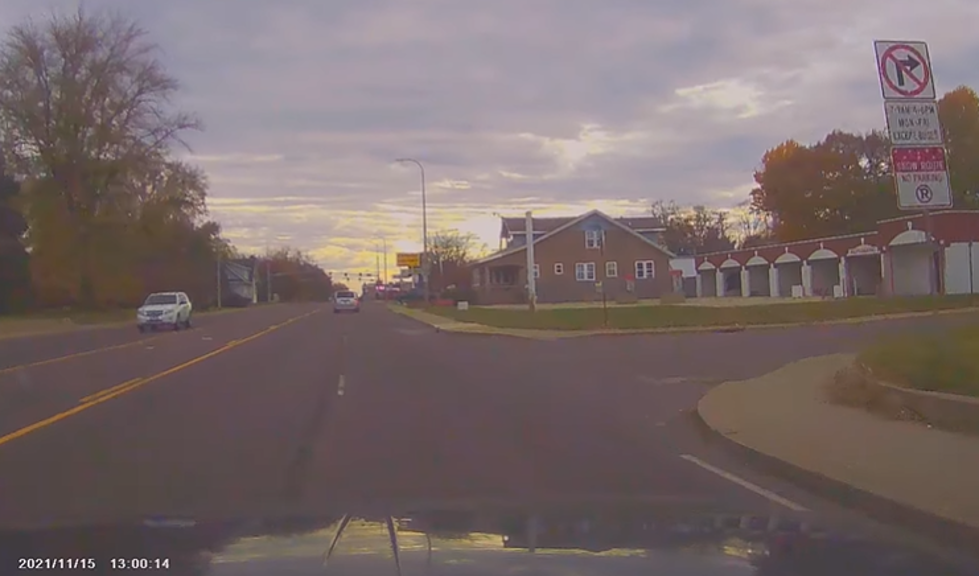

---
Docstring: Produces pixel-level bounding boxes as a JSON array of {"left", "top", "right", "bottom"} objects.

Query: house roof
[
  {"left": 476, "top": 209, "right": 675, "bottom": 265},
  {"left": 501, "top": 215, "right": 664, "bottom": 237}
]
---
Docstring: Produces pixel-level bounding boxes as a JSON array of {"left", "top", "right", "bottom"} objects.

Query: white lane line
[
  {"left": 679, "top": 454, "right": 809, "bottom": 512},
  {"left": 337, "top": 374, "right": 346, "bottom": 396}
]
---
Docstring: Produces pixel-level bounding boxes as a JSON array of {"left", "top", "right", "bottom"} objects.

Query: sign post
[
  {"left": 525, "top": 211, "right": 537, "bottom": 312},
  {"left": 875, "top": 40, "right": 950, "bottom": 295}
]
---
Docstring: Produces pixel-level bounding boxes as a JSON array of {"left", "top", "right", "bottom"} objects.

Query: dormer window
[{"left": 585, "top": 229, "right": 603, "bottom": 249}]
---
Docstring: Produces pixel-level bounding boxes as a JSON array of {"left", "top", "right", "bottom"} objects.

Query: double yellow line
[
  {"left": 79, "top": 377, "right": 145, "bottom": 404},
  {"left": 0, "top": 309, "right": 321, "bottom": 448}
]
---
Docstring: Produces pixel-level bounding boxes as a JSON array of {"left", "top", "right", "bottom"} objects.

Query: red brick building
[
  {"left": 694, "top": 210, "right": 979, "bottom": 298},
  {"left": 470, "top": 210, "right": 675, "bottom": 305}
]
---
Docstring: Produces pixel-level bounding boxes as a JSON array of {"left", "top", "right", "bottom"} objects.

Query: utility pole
[
  {"left": 216, "top": 253, "right": 223, "bottom": 309},
  {"left": 266, "top": 259, "right": 273, "bottom": 302},
  {"left": 525, "top": 210, "right": 537, "bottom": 312}
]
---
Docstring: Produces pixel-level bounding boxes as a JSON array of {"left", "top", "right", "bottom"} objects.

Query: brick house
[{"left": 470, "top": 210, "right": 675, "bottom": 305}]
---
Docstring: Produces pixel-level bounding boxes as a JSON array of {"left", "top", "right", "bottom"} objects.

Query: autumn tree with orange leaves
[{"left": 750, "top": 86, "right": 979, "bottom": 243}]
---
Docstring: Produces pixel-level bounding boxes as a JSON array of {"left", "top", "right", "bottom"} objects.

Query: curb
[
  {"left": 387, "top": 305, "right": 561, "bottom": 340},
  {"left": 690, "top": 402, "right": 979, "bottom": 556},
  {"left": 388, "top": 305, "right": 979, "bottom": 340}
]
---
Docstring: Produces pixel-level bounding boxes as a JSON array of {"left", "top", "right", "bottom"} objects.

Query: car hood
[
  {"left": 2, "top": 499, "right": 976, "bottom": 575},
  {"left": 139, "top": 304, "right": 179, "bottom": 313}
]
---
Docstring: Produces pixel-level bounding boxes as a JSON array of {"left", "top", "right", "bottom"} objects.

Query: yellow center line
[
  {"left": 0, "top": 309, "right": 321, "bottom": 448},
  {"left": 79, "top": 377, "right": 144, "bottom": 404}
]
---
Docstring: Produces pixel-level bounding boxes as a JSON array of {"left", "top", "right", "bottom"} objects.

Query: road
[{"left": 0, "top": 302, "right": 972, "bottom": 545}]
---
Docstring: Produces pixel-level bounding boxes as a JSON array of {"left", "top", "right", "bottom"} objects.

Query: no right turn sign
[{"left": 875, "top": 41, "right": 936, "bottom": 100}]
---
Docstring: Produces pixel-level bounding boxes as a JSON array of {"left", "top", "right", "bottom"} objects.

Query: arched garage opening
[
  {"left": 846, "top": 246, "right": 882, "bottom": 296},
  {"left": 720, "top": 259, "right": 741, "bottom": 296},
  {"left": 775, "top": 252, "right": 802, "bottom": 297},
  {"left": 745, "top": 255, "right": 770, "bottom": 296},
  {"left": 698, "top": 262, "right": 717, "bottom": 297},
  {"left": 808, "top": 248, "right": 840, "bottom": 297},
  {"left": 888, "top": 230, "right": 937, "bottom": 296}
]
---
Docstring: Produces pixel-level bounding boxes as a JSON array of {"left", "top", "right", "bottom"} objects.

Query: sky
[{"left": 2, "top": 1, "right": 978, "bottom": 277}]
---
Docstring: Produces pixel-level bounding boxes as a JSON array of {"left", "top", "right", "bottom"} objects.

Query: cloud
[{"left": 2, "top": 0, "right": 978, "bottom": 274}]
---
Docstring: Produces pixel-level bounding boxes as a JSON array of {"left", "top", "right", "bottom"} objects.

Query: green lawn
[
  {"left": 858, "top": 322, "right": 979, "bottom": 397},
  {"left": 423, "top": 295, "right": 979, "bottom": 331}
]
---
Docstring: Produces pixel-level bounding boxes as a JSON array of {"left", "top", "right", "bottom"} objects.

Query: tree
[
  {"left": 649, "top": 200, "right": 734, "bottom": 255},
  {"left": 0, "top": 8, "right": 200, "bottom": 307},
  {"left": 0, "top": 160, "right": 30, "bottom": 312},
  {"left": 428, "top": 229, "right": 481, "bottom": 292},
  {"left": 734, "top": 200, "right": 775, "bottom": 249},
  {"left": 750, "top": 130, "right": 898, "bottom": 242},
  {"left": 939, "top": 86, "right": 979, "bottom": 208},
  {"left": 259, "top": 247, "right": 333, "bottom": 302}
]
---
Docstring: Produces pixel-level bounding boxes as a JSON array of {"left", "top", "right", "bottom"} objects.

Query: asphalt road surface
[{"left": 0, "top": 302, "right": 973, "bottom": 549}]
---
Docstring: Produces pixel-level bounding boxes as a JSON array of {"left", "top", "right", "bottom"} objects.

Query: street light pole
[
  {"left": 395, "top": 158, "right": 428, "bottom": 304},
  {"left": 376, "top": 235, "right": 388, "bottom": 283}
]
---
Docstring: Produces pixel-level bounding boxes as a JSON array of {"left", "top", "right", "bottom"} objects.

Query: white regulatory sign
[
  {"left": 874, "top": 40, "right": 936, "bottom": 100},
  {"left": 890, "top": 146, "right": 952, "bottom": 210},
  {"left": 884, "top": 101, "right": 944, "bottom": 146}
]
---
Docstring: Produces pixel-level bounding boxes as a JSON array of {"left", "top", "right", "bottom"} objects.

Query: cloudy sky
[{"left": 3, "top": 1, "right": 978, "bottom": 277}]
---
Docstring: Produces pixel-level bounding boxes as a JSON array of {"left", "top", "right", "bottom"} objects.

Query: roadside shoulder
[{"left": 696, "top": 354, "right": 979, "bottom": 549}]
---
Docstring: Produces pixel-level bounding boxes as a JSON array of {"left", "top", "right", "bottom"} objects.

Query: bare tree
[
  {"left": 650, "top": 200, "right": 734, "bottom": 255},
  {"left": 428, "top": 229, "right": 482, "bottom": 292},
  {"left": 0, "top": 7, "right": 201, "bottom": 305},
  {"left": 735, "top": 200, "right": 775, "bottom": 249}
]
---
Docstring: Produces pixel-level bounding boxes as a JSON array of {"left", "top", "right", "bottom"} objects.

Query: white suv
[
  {"left": 333, "top": 290, "right": 360, "bottom": 313},
  {"left": 137, "top": 291, "right": 193, "bottom": 332}
]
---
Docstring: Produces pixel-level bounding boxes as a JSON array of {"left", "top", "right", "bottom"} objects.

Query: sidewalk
[
  {"left": 698, "top": 354, "right": 979, "bottom": 533},
  {"left": 387, "top": 306, "right": 582, "bottom": 340}
]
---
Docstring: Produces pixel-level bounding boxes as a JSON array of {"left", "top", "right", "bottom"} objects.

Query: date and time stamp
[{"left": 17, "top": 557, "right": 172, "bottom": 571}]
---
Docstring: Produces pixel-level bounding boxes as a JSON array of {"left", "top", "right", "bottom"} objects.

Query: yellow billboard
[{"left": 396, "top": 252, "right": 421, "bottom": 268}]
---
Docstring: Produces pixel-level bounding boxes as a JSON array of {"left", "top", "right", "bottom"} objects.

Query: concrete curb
[
  {"left": 853, "top": 362, "right": 979, "bottom": 436},
  {"left": 691, "top": 399, "right": 979, "bottom": 556},
  {"left": 388, "top": 304, "right": 979, "bottom": 339},
  {"left": 386, "top": 305, "right": 562, "bottom": 340}
]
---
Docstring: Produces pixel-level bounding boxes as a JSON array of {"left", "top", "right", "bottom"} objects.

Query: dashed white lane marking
[
  {"left": 337, "top": 374, "right": 346, "bottom": 396},
  {"left": 679, "top": 454, "right": 809, "bottom": 512}
]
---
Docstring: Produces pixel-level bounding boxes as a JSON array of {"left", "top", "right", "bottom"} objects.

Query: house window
[
  {"left": 554, "top": 263, "right": 564, "bottom": 275},
  {"left": 575, "top": 262, "right": 596, "bottom": 281},
  {"left": 635, "top": 260, "right": 655, "bottom": 279},
  {"left": 605, "top": 261, "right": 618, "bottom": 277},
  {"left": 585, "top": 229, "right": 603, "bottom": 249},
  {"left": 533, "top": 264, "right": 540, "bottom": 278}
]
